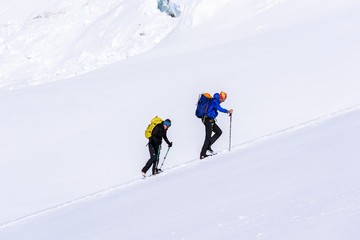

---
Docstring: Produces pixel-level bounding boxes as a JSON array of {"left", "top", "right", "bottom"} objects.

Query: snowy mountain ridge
[{"left": 0, "top": 0, "right": 237, "bottom": 89}]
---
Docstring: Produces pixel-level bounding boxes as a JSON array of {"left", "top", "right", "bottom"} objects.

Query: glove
[{"left": 168, "top": 142, "right": 173, "bottom": 148}]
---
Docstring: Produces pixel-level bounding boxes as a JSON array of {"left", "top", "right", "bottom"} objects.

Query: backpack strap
[{"left": 202, "top": 98, "right": 214, "bottom": 123}]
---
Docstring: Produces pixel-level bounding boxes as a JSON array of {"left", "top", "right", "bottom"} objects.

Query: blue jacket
[{"left": 205, "top": 93, "right": 228, "bottom": 119}]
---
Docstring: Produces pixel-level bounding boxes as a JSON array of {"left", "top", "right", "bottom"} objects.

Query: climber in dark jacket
[{"left": 142, "top": 119, "right": 172, "bottom": 176}]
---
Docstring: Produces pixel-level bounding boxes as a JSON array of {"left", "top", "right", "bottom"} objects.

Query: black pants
[
  {"left": 142, "top": 143, "right": 160, "bottom": 174},
  {"left": 200, "top": 117, "right": 222, "bottom": 157}
]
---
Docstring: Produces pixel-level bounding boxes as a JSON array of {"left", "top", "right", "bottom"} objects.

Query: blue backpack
[{"left": 195, "top": 93, "right": 213, "bottom": 119}]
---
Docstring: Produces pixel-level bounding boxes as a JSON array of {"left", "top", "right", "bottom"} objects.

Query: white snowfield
[
  {"left": 1, "top": 0, "right": 360, "bottom": 239},
  {"left": 1, "top": 104, "right": 360, "bottom": 239}
]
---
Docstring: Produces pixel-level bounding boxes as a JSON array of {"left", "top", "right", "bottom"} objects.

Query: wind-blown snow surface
[
  {"left": 1, "top": 106, "right": 360, "bottom": 239},
  {"left": 1, "top": 0, "right": 360, "bottom": 234},
  {"left": 0, "top": 0, "right": 232, "bottom": 88}
]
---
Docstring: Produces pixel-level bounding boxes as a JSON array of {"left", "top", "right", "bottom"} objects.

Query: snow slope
[
  {"left": 1, "top": 105, "right": 360, "bottom": 239},
  {"left": 1, "top": 0, "right": 360, "bottom": 231},
  {"left": 0, "top": 0, "right": 235, "bottom": 89}
]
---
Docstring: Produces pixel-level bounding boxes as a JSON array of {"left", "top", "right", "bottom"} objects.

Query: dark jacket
[{"left": 149, "top": 122, "right": 170, "bottom": 146}]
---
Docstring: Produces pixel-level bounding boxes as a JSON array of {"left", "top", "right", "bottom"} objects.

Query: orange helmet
[{"left": 219, "top": 91, "right": 227, "bottom": 101}]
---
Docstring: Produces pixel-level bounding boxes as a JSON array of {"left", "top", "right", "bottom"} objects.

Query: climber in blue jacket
[{"left": 200, "top": 91, "right": 233, "bottom": 159}]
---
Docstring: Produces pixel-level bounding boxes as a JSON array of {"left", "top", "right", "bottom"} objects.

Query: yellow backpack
[{"left": 145, "top": 116, "right": 163, "bottom": 139}]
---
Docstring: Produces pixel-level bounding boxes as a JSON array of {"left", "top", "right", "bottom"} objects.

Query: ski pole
[
  {"left": 229, "top": 113, "right": 232, "bottom": 152},
  {"left": 160, "top": 146, "right": 171, "bottom": 170}
]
